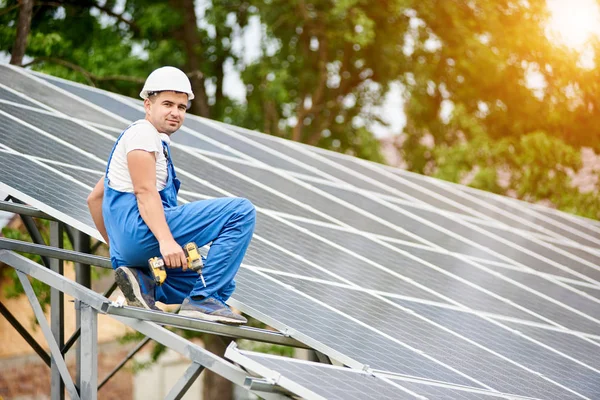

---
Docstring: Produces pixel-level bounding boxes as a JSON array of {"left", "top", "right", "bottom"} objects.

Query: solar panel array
[{"left": 2, "top": 63, "right": 600, "bottom": 399}]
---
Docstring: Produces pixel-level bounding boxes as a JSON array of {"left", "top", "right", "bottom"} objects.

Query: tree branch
[
  {"left": 22, "top": 57, "right": 145, "bottom": 85},
  {"left": 35, "top": 1, "right": 140, "bottom": 34},
  {"left": 89, "top": 1, "right": 140, "bottom": 34}
]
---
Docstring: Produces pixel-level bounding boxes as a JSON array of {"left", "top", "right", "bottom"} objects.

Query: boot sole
[{"left": 115, "top": 267, "right": 154, "bottom": 310}]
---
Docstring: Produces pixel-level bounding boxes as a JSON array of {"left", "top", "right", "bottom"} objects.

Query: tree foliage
[{"left": 394, "top": 0, "right": 600, "bottom": 218}]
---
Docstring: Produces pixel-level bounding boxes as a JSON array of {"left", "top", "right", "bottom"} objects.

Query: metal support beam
[
  {"left": 50, "top": 221, "right": 65, "bottom": 400},
  {"left": 79, "top": 302, "right": 98, "bottom": 400},
  {"left": 64, "top": 225, "right": 75, "bottom": 251},
  {"left": 165, "top": 362, "right": 205, "bottom": 400},
  {"left": 112, "top": 315, "right": 289, "bottom": 400},
  {"left": 314, "top": 350, "right": 332, "bottom": 365},
  {"left": 90, "top": 240, "right": 103, "bottom": 253},
  {"left": 0, "top": 250, "right": 305, "bottom": 348},
  {"left": 0, "top": 199, "right": 56, "bottom": 220},
  {"left": 0, "top": 237, "right": 112, "bottom": 268},
  {"left": 112, "top": 315, "right": 248, "bottom": 383},
  {"left": 20, "top": 214, "right": 51, "bottom": 268},
  {"left": 75, "top": 231, "right": 92, "bottom": 289},
  {"left": 107, "top": 305, "right": 309, "bottom": 349},
  {"left": 0, "top": 250, "right": 113, "bottom": 312},
  {"left": 16, "top": 270, "right": 80, "bottom": 400},
  {"left": 245, "top": 378, "right": 295, "bottom": 397},
  {"left": 74, "top": 230, "right": 91, "bottom": 389},
  {"left": 63, "top": 282, "right": 118, "bottom": 356},
  {"left": 0, "top": 301, "right": 51, "bottom": 367},
  {"left": 1, "top": 251, "right": 295, "bottom": 400},
  {"left": 98, "top": 337, "right": 151, "bottom": 390}
]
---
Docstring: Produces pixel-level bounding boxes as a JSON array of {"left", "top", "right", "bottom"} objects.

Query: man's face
[{"left": 144, "top": 91, "right": 188, "bottom": 135}]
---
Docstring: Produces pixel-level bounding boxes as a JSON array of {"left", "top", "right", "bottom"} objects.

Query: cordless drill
[{"left": 148, "top": 242, "right": 206, "bottom": 287}]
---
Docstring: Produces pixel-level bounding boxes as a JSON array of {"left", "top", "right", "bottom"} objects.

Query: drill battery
[
  {"left": 148, "top": 256, "right": 167, "bottom": 285},
  {"left": 183, "top": 242, "right": 203, "bottom": 272},
  {"left": 147, "top": 242, "right": 204, "bottom": 286}
]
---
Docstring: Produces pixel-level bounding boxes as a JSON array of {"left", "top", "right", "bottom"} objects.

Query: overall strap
[{"left": 161, "top": 140, "right": 178, "bottom": 180}]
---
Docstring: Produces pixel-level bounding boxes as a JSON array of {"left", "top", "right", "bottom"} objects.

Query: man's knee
[{"left": 235, "top": 198, "right": 256, "bottom": 222}]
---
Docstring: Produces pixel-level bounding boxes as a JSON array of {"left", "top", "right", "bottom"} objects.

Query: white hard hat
[{"left": 140, "top": 66, "right": 195, "bottom": 100}]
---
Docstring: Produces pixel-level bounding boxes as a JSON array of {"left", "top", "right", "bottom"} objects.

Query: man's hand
[{"left": 159, "top": 238, "right": 188, "bottom": 269}]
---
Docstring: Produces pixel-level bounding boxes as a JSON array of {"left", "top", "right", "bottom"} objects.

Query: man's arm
[
  {"left": 128, "top": 150, "right": 187, "bottom": 268},
  {"left": 87, "top": 176, "right": 110, "bottom": 244}
]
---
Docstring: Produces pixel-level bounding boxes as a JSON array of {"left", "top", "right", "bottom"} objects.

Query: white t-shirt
[{"left": 107, "top": 120, "right": 171, "bottom": 192}]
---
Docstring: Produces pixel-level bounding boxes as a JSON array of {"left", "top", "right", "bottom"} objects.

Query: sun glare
[{"left": 547, "top": 0, "right": 600, "bottom": 50}]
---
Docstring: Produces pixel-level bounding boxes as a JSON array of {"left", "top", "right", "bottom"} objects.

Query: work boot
[
  {"left": 115, "top": 266, "right": 160, "bottom": 311},
  {"left": 179, "top": 297, "right": 248, "bottom": 325}
]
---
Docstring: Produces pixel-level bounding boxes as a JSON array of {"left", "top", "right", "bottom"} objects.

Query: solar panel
[
  {"left": 2, "top": 63, "right": 600, "bottom": 398},
  {"left": 225, "top": 345, "right": 546, "bottom": 400}
]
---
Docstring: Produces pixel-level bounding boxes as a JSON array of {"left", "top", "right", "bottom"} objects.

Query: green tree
[{"left": 237, "top": 0, "right": 414, "bottom": 161}]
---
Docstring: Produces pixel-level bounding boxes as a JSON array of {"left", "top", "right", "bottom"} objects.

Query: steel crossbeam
[
  {"left": 0, "top": 237, "right": 112, "bottom": 268},
  {"left": 164, "top": 362, "right": 205, "bottom": 400},
  {"left": 0, "top": 250, "right": 304, "bottom": 399},
  {"left": 16, "top": 270, "right": 81, "bottom": 400}
]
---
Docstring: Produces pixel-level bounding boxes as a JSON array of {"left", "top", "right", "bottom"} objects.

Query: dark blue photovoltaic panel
[
  {"left": 289, "top": 220, "right": 548, "bottom": 322},
  {"left": 234, "top": 351, "right": 416, "bottom": 400},
  {"left": 261, "top": 274, "right": 583, "bottom": 400},
  {"left": 311, "top": 182, "right": 505, "bottom": 261},
  {"left": 0, "top": 115, "right": 105, "bottom": 169},
  {"left": 171, "top": 149, "right": 330, "bottom": 222},
  {"left": 218, "top": 122, "right": 414, "bottom": 195},
  {"left": 394, "top": 299, "right": 600, "bottom": 399},
  {"left": 252, "top": 216, "right": 442, "bottom": 302},
  {"left": 232, "top": 268, "right": 481, "bottom": 387},
  {"left": 0, "top": 65, "right": 124, "bottom": 128},
  {"left": 185, "top": 118, "right": 322, "bottom": 176},
  {"left": 0, "top": 152, "right": 93, "bottom": 228},
  {"left": 236, "top": 351, "right": 541, "bottom": 400},
  {"left": 0, "top": 102, "right": 117, "bottom": 162},
  {"left": 0, "top": 87, "right": 39, "bottom": 107},
  {"left": 39, "top": 76, "right": 145, "bottom": 122},
  {"left": 500, "top": 322, "right": 600, "bottom": 370}
]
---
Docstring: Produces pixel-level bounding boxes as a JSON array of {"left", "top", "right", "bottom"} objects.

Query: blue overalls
[{"left": 103, "top": 123, "right": 256, "bottom": 305}]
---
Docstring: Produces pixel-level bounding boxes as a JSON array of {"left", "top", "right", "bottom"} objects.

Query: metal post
[
  {"left": 20, "top": 214, "right": 51, "bottom": 268},
  {"left": 50, "top": 221, "right": 65, "bottom": 400},
  {"left": 79, "top": 302, "right": 98, "bottom": 400},
  {"left": 0, "top": 301, "right": 51, "bottom": 367},
  {"left": 165, "top": 362, "right": 205, "bottom": 400},
  {"left": 62, "top": 282, "right": 118, "bottom": 356},
  {"left": 98, "top": 337, "right": 151, "bottom": 389},
  {"left": 16, "top": 270, "right": 80, "bottom": 400},
  {"left": 74, "top": 230, "right": 91, "bottom": 389}
]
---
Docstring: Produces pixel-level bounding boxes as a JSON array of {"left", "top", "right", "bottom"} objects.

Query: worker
[{"left": 86, "top": 66, "right": 255, "bottom": 325}]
